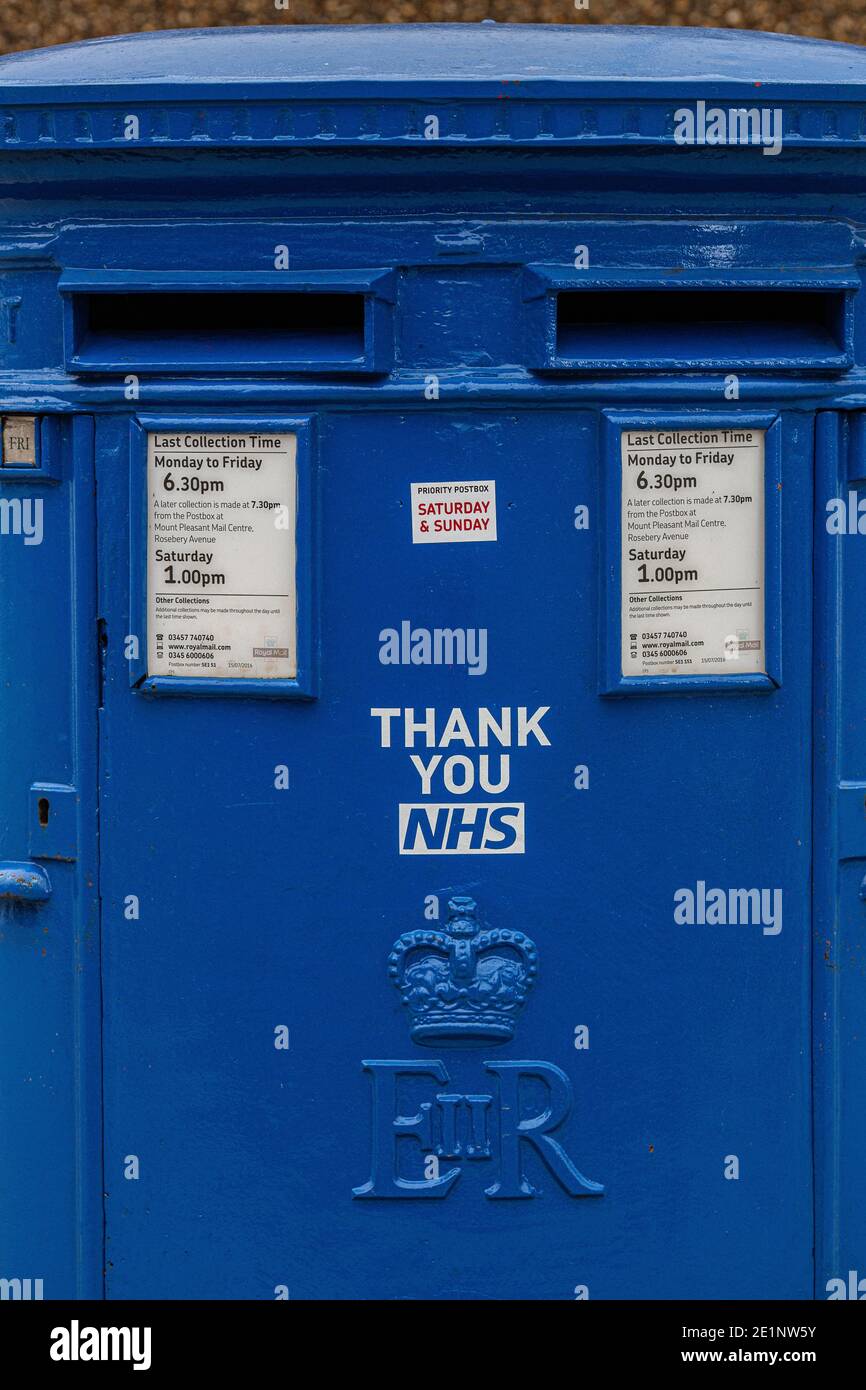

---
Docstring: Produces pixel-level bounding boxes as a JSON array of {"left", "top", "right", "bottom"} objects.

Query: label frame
[
  {"left": 128, "top": 414, "right": 317, "bottom": 699},
  {"left": 599, "top": 409, "right": 782, "bottom": 696},
  {"left": 0, "top": 414, "right": 62, "bottom": 481}
]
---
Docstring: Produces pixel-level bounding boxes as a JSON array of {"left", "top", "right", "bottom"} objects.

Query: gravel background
[{"left": 0, "top": 1, "right": 863, "bottom": 56}]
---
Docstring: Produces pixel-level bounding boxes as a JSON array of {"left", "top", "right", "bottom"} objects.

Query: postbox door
[
  {"left": 96, "top": 405, "right": 814, "bottom": 1300},
  {"left": 0, "top": 417, "right": 101, "bottom": 1301}
]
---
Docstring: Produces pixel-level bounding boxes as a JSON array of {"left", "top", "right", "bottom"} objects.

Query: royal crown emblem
[{"left": 388, "top": 896, "right": 538, "bottom": 1046}]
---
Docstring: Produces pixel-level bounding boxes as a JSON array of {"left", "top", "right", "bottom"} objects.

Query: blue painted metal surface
[{"left": 0, "top": 23, "right": 864, "bottom": 1301}]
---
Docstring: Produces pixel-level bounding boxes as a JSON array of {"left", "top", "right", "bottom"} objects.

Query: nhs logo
[
  {"left": 399, "top": 802, "right": 525, "bottom": 854},
  {"left": 372, "top": 705, "right": 550, "bottom": 857}
]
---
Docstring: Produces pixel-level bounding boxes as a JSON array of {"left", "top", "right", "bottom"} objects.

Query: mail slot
[
  {"left": 552, "top": 285, "right": 852, "bottom": 368},
  {"left": 1, "top": 22, "right": 865, "bottom": 1304}
]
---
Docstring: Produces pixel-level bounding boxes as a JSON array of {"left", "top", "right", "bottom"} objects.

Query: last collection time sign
[
  {"left": 620, "top": 427, "right": 766, "bottom": 678},
  {"left": 146, "top": 431, "right": 297, "bottom": 680}
]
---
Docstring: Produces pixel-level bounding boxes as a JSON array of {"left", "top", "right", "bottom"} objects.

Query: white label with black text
[
  {"left": 410, "top": 479, "right": 497, "bottom": 543},
  {"left": 621, "top": 428, "right": 765, "bottom": 677},
  {"left": 147, "top": 431, "right": 296, "bottom": 680}
]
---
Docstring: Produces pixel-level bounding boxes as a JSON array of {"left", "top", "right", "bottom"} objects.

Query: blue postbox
[{"left": 1, "top": 23, "right": 865, "bottom": 1302}]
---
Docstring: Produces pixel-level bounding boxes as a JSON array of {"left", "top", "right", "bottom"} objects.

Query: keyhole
[{"left": 38, "top": 797, "right": 50, "bottom": 828}]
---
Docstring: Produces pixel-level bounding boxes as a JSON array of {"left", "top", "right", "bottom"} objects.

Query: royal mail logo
[
  {"left": 355, "top": 897, "right": 604, "bottom": 1201},
  {"left": 398, "top": 802, "right": 525, "bottom": 854}
]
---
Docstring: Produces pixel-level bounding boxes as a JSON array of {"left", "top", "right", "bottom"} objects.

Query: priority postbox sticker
[
  {"left": 146, "top": 430, "right": 297, "bottom": 680},
  {"left": 410, "top": 480, "right": 497, "bottom": 543}
]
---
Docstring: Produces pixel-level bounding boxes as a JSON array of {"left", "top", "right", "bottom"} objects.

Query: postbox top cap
[{"left": 1, "top": 24, "right": 865, "bottom": 99}]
